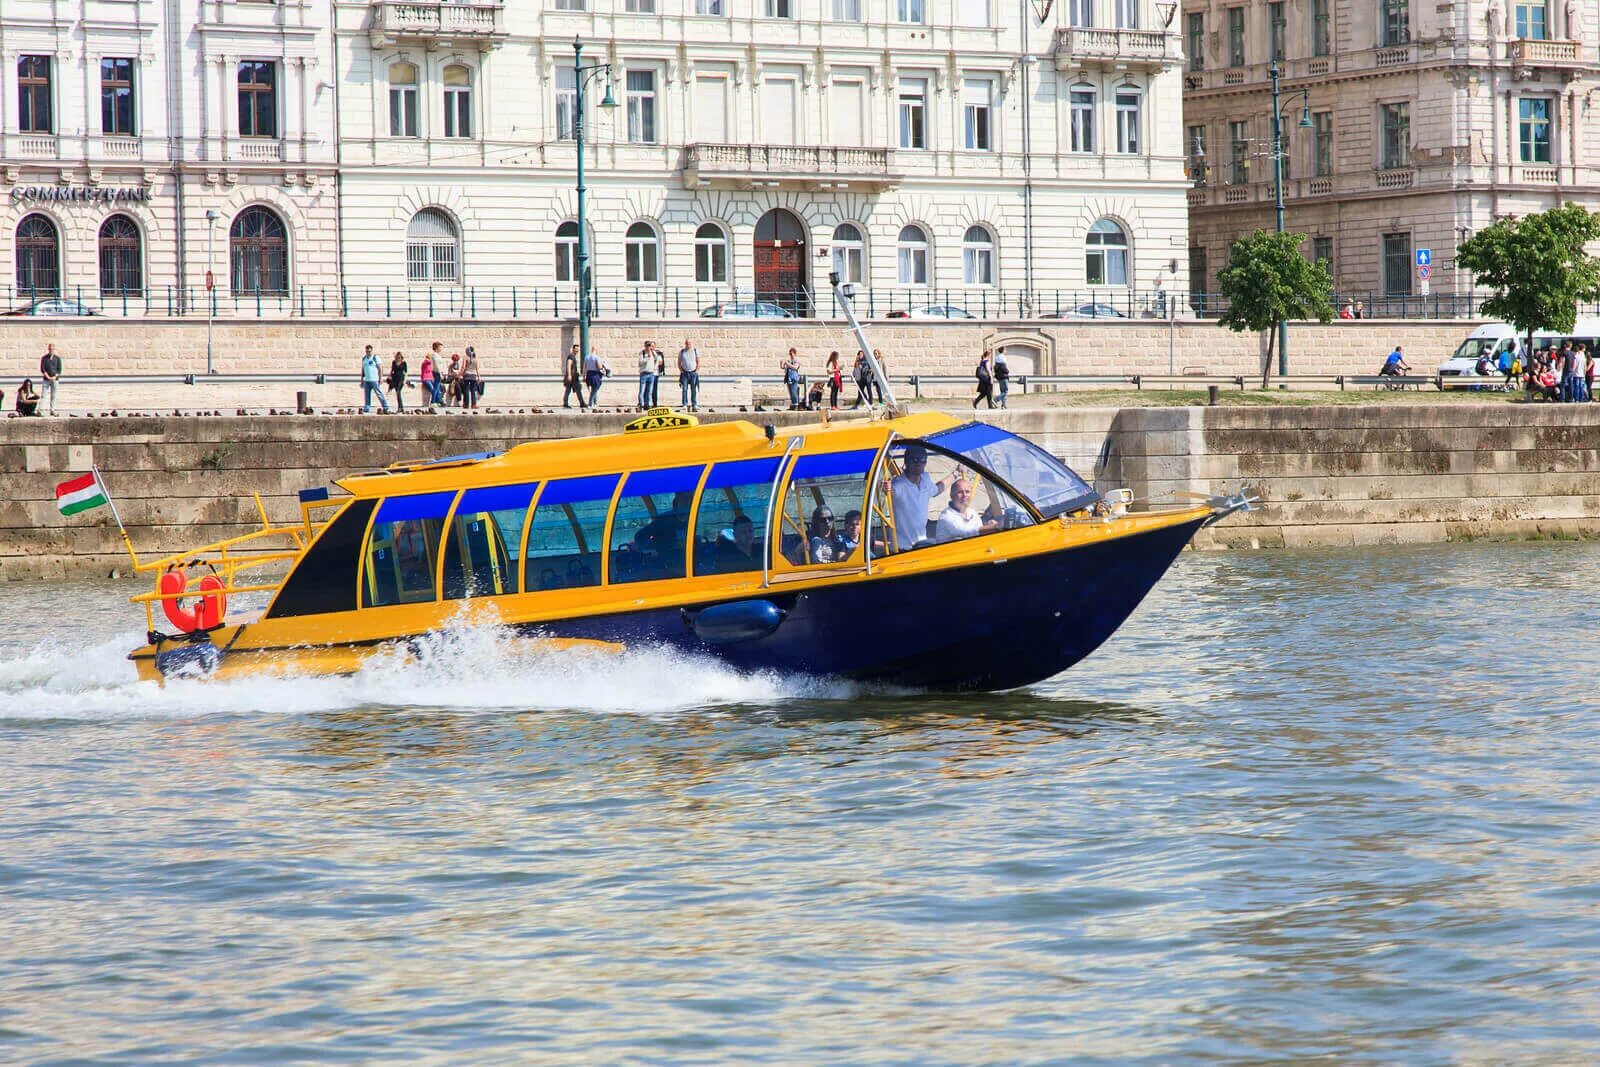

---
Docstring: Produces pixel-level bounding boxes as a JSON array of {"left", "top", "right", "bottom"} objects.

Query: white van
[{"left": 1439, "top": 319, "right": 1600, "bottom": 376}]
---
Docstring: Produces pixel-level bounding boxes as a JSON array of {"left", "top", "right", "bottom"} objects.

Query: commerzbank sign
[{"left": 10, "top": 185, "right": 151, "bottom": 204}]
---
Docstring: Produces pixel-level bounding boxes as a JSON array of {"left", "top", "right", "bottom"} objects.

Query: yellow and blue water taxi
[{"left": 125, "top": 284, "right": 1249, "bottom": 690}]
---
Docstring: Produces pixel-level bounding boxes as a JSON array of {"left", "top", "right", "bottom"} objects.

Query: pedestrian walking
[
  {"left": 39, "top": 342, "right": 62, "bottom": 416},
  {"left": 462, "top": 346, "right": 482, "bottom": 409},
  {"left": 427, "top": 341, "right": 446, "bottom": 405},
  {"left": 360, "top": 344, "right": 388, "bottom": 412},
  {"left": 637, "top": 340, "right": 659, "bottom": 410},
  {"left": 444, "top": 352, "right": 462, "bottom": 407},
  {"left": 388, "top": 351, "right": 408, "bottom": 412},
  {"left": 678, "top": 338, "right": 701, "bottom": 411},
  {"left": 973, "top": 349, "right": 995, "bottom": 409},
  {"left": 651, "top": 342, "right": 665, "bottom": 407},
  {"left": 584, "top": 348, "right": 610, "bottom": 407},
  {"left": 781, "top": 347, "right": 803, "bottom": 409},
  {"left": 826, "top": 351, "right": 842, "bottom": 409},
  {"left": 852, "top": 350, "right": 871, "bottom": 408},
  {"left": 563, "top": 343, "right": 587, "bottom": 409},
  {"left": 418, "top": 349, "right": 437, "bottom": 411},
  {"left": 994, "top": 350, "right": 1010, "bottom": 408},
  {"left": 872, "top": 349, "right": 889, "bottom": 404}
]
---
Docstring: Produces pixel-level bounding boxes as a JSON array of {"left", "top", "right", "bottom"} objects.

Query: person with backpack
[{"left": 973, "top": 349, "right": 995, "bottom": 409}]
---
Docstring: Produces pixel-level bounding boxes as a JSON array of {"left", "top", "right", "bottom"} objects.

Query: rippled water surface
[{"left": 4, "top": 542, "right": 1599, "bottom": 1064}]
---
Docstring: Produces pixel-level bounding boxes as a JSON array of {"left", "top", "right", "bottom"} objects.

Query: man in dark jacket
[{"left": 40, "top": 343, "right": 62, "bottom": 416}]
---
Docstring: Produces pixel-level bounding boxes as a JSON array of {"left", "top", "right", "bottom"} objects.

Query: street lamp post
[
  {"left": 1269, "top": 64, "right": 1313, "bottom": 379},
  {"left": 205, "top": 209, "right": 220, "bottom": 376},
  {"left": 572, "top": 36, "right": 617, "bottom": 382}
]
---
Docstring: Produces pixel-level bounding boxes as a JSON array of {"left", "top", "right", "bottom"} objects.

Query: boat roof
[{"left": 336, "top": 411, "right": 966, "bottom": 498}]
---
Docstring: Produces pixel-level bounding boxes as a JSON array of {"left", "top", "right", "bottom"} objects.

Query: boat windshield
[{"left": 919, "top": 422, "right": 1098, "bottom": 519}]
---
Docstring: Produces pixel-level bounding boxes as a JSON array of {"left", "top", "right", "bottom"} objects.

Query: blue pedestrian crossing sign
[{"left": 1415, "top": 248, "right": 1432, "bottom": 268}]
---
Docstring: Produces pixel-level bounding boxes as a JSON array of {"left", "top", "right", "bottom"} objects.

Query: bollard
[
  {"left": 296, "top": 390, "right": 310, "bottom": 414},
  {"left": 1207, "top": 384, "right": 1219, "bottom": 406}
]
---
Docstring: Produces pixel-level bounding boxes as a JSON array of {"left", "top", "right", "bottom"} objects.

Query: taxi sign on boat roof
[{"left": 624, "top": 408, "right": 699, "bottom": 433}]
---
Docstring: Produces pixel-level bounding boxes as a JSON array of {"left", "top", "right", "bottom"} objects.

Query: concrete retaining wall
[{"left": 4, "top": 403, "right": 1596, "bottom": 579}]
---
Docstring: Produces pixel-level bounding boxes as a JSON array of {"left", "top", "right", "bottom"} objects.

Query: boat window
[
  {"left": 363, "top": 491, "right": 457, "bottom": 608},
  {"left": 693, "top": 456, "right": 782, "bottom": 576},
  {"left": 877, "top": 440, "right": 1037, "bottom": 554},
  {"left": 610, "top": 465, "right": 705, "bottom": 585},
  {"left": 920, "top": 422, "right": 1098, "bottom": 518},
  {"left": 524, "top": 474, "right": 618, "bottom": 591},
  {"left": 441, "top": 482, "right": 538, "bottom": 600},
  {"left": 778, "top": 449, "right": 876, "bottom": 566},
  {"left": 266, "top": 498, "right": 375, "bottom": 619}
]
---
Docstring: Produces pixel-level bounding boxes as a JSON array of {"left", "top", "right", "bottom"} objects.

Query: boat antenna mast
[{"left": 830, "top": 271, "right": 905, "bottom": 418}]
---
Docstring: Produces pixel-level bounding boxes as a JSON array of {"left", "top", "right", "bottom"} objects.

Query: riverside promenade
[{"left": 4, "top": 399, "right": 1598, "bottom": 580}]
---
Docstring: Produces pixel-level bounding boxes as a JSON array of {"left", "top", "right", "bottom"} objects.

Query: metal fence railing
[{"left": 0, "top": 284, "right": 1523, "bottom": 322}]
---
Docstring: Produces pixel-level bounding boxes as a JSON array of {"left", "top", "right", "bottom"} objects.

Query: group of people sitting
[{"left": 1448, "top": 340, "right": 1596, "bottom": 402}]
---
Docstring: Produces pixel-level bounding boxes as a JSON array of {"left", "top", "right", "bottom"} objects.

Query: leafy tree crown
[{"left": 1455, "top": 203, "right": 1600, "bottom": 337}]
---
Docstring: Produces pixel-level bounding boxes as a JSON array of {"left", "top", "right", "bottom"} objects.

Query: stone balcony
[
  {"left": 369, "top": 1, "right": 506, "bottom": 48},
  {"left": 1053, "top": 27, "right": 1181, "bottom": 72},
  {"left": 1508, "top": 38, "right": 1584, "bottom": 66},
  {"left": 681, "top": 144, "right": 900, "bottom": 191}
]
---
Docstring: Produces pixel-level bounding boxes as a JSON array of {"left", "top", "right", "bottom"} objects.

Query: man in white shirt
[
  {"left": 890, "top": 445, "right": 947, "bottom": 551},
  {"left": 936, "top": 478, "right": 1000, "bottom": 543},
  {"left": 678, "top": 339, "right": 701, "bottom": 411}
]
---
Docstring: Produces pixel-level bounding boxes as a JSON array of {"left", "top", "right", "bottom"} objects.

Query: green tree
[
  {"left": 1216, "top": 230, "right": 1335, "bottom": 388},
  {"left": 1455, "top": 203, "right": 1600, "bottom": 356}
]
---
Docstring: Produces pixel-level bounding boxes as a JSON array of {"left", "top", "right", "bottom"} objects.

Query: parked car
[
  {"left": 1041, "top": 303, "right": 1128, "bottom": 320},
  {"left": 886, "top": 304, "right": 976, "bottom": 319},
  {"left": 4, "top": 298, "right": 98, "bottom": 317},
  {"left": 699, "top": 301, "right": 794, "bottom": 319}
]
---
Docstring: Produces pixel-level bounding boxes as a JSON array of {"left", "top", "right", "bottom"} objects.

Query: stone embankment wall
[{"left": 4, "top": 404, "right": 1596, "bottom": 579}]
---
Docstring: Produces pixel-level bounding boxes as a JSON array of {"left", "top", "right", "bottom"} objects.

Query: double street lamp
[
  {"left": 1269, "top": 64, "right": 1313, "bottom": 377},
  {"left": 572, "top": 36, "right": 618, "bottom": 379}
]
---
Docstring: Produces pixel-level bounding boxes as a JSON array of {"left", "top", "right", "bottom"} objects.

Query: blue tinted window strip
[
  {"left": 458, "top": 482, "right": 538, "bottom": 515},
  {"left": 924, "top": 422, "right": 1013, "bottom": 453},
  {"left": 623, "top": 464, "right": 705, "bottom": 498},
  {"left": 374, "top": 490, "right": 459, "bottom": 524},
  {"left": 539, "top": 473, "right": 622, "bottom": 506},
  {"left": 791, "top": 449, "right": 878, "bottom": 480},
  {"left": 704, "top": 456, "right": 782, "bottom": 490}
]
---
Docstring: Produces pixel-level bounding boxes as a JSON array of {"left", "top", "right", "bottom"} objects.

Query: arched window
[
  {"left": 694, "top": 222, "right": 728, "bottom": 284},
  {"left": 831, "top": 223, "right": 864, "bottom": 284},
  {"left": 443, "top": 65, "right": 472, "bottom": 138},
  {"left": 625, "top": 221, "right": 659, "bottom": 283},
  {"left": 555, "top": 221, "right": 580, "bottom": 283},
  {"left": 896, "top": 224, "right": 929, "bottom": 286},
  {"left": 406, "top": 208, "right": 459, "bottom": 283},
  {"left": 962, "top": 225, "right": 995, "bottom": 286},
  {"left": 1085, "top": 218, "right": 1129, "bottom": 286},
  {"left": 16, "top": 213, "right": 60, "bottom": 296},
  {"left": 98, "top": 214, "right": 143, "bottom": 295},
  {"left": 230, "top": 205, "right": 288, "bottom": 293},
  {"left": 389, "top": 62, "right": 418, "bottom": 137}
]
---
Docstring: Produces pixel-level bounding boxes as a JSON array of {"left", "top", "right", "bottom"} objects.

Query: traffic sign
[
  {"left": 1415, "top": 248, "right": 1432, "bottom": 267},
  {"left": 1420, "top": 279, "right": 1431, "bottom": 296},
  {"left": 1417, "top": 264, "right": 1431, "bottom": 280}
]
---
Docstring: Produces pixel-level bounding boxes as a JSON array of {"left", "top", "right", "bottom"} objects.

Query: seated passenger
[
  {"left": 566, "top": 558, "right": 595, "bottom": 586},
  {"left": 539, "top": 567, "right": 562, "bottom": 590},
  {"left": 890, "top": 445, "right": 947, "bottom": 551},
  {"left": 935, "top": 479, "right": 1000, "bottom": 543},
  {"left": 715, "top": 514, "right": 761, "bottom": 569},
  {"left": 836, "top": 510, "right": 863, "bottom": 559},
  {"left": 807, "top": 506, "right": 840, "bottom": 563}
]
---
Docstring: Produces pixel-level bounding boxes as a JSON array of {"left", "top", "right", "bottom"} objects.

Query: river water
[{"left": 3, "top": 542, "right": 1598, "bottom": 1063}]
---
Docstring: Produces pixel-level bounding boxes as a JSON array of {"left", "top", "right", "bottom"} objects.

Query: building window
[
  {"left": 1381, "top": 102, "right": 1410, "bottom": 169},
  {"left": 899, "top": 77, "right": 927, "bottom": 149},
  {"left": 1115, "top": 90, "right": 1141, "bottom": 154},
  {"left": 555, "top": 221, "right": 580, "bottom": 282},
  {"left": 18, "top": 55, "right": 53, "bottom": 134},
  {"left": 1515, "top": 2, "right": 1548, "bottom": 38},
  {"left": 1380, "top": 0, "right": 1410, "bottom": 45},
  {"left": 1186, "top": 13, "right": 1205, "bottom": 71},
  {"left": 1227, "top": 8, "right": 1246, "bottom": 66},
  {"left": 554, "top": 0, "right": 585, "bottom": 8},
  {"left": 237, "top": 61, "right": 277, "bottom": 138},
  {"left": 832, "top": 223, "right": 865, "bottom": 283},
  {"left": 963, "top": 78, "right": 992, "bottom": 150},
  {"left": 766, "top": 0, "right": 794, "bottom": 14},
  {"left": 625, "top": 221, "right": 660, "bottom": 282},
  {"left": 406, "top": 209, "right": 460, "bottom": 284},
  {"left": 16, "top": 214, "right": 60, "bottom": 296},
  {"left": 695, "top": 222, "right": 729, "bottom": 283},
  {"left": 1086, "top": 218, "right": 1129, "bottom": 286},
  {"left": 1269, "top": 2, "right": 1286, "bottom": 62},
  {"left": 1311, "top": 236, "right": 1333, "bottom": 269},
  {"left": 963, "top": 226, "right": 996, "bottom": 286},
  {"left": 626, "top": 69, "right": 657, "bottom": 143},
  {"left": 897, "top": 225, "right": 930, "bottom": 285},
  {"left": 1188, "top": 245, "right": 1208, "bottom": 304},
  {"left": 959, "top": 0, "right": 991, "bottom": 26},
  {"left": 230, "top": 206, "right": 288, "bottom": 294},
  {"left": 98, "top": 214, "right": 142, "bottom": 295},
  {"left": 1312, "top": 0, "right": 1331, "bottom": 55},
  {"left": 1068, "top": 0, "right": 1093, "bottom": 27},
  {"left": 898, "top": 0, "right": 927, "bottom": 23},
  {"left": 389, "top": 62, "right": 418, "bottom": 137},
  {"left": 1519, "top": 97, "right": 1553, "bottom": 163},
  {"left": 443, "top": 65, "right": 472, "bottom": 138},
  {"left": 100, "top": 58, "right": 135, "bottom": 136},
  {"left": 1114, "top": 0, "right": 1138, "bottom": 27},
  {"left": 1382, "top": 232, "right": 1412, "bottom": 296},
  {"left": 832, "top": 0, "right": 862, "bottom": 17},
  {"left": 1228, "top": 119, "right": 1249, "bottom": 183},
  {"left": 696, "top": 0, "right": 725, "bottom": 12},
  {"left": 625, "top": 0, "right": 657, "bottom": 11},
  {"left": 1070, "top": 88, "right": 1095, "bottom": 152},
  {"left": 1313, "top": 111, "right": 1333, "bottom": 176},
  {"left": 555, "top": 65, "right": 577, "bottom": 140},
  {"left": 1187, "top": 124, "right": 1208, "bottom": 181}
]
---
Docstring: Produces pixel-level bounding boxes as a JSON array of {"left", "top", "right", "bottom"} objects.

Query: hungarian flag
[{"left": 56, "top": 472, "right": 109, "bottom": 516}]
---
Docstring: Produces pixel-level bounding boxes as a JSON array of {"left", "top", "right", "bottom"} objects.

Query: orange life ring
[{"left": 159, "top": 571, "right": 227, "bottom": 632}]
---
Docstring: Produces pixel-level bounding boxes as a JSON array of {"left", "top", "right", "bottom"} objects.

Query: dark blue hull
[{"left": 532, "top": 517, "right": 1207, "bottom": 691}]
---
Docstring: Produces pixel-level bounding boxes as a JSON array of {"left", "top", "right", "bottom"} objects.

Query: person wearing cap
[{"left": 890, "top": 444, "right": 949, "bottom": 551}]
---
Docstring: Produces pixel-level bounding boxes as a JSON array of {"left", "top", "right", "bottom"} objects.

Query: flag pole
[{"left": 93, "top": 465, "right": 141, "bottom": 569}]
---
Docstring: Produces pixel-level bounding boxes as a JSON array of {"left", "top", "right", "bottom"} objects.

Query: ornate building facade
[{"left": 1183, "top": 0, "right": 1600, "bottom": 305}]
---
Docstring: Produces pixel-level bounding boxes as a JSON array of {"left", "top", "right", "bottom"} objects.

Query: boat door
[{"left": 770, "top": 448, "right": 877, "bottom": 577}]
